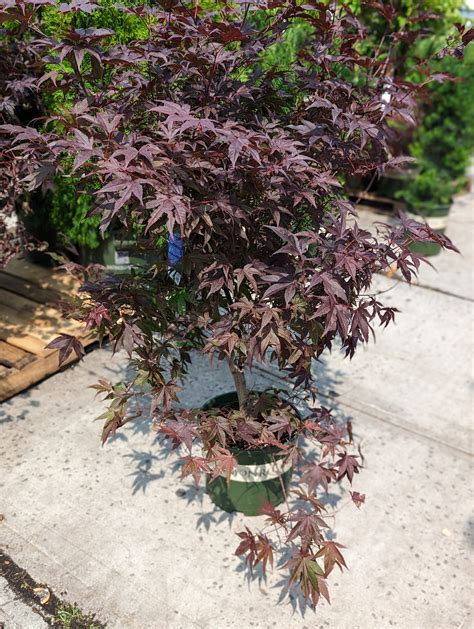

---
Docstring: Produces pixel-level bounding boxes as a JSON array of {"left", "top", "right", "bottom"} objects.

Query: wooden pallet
[
  {"left": 347, "top": 189, "right": 406, "bottom": 215},
  {"left": 0, "top": 257, "right": 95, "bottom": 402}
]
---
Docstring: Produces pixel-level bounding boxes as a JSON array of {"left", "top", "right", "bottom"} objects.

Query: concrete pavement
[{"left": 0, "top": 192, "right": 472, "bottom": 628}]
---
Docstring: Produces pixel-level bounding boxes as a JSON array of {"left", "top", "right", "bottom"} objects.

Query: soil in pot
[{"left": 203, "top": 391, "right": 294, "bottom": 517}]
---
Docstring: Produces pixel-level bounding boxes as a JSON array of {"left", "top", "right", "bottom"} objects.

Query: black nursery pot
[{"left": 203, "top": 392, "right": 293, "bottom": 517}]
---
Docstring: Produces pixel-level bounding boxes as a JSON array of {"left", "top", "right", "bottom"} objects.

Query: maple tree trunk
[{"left": 229, "top": 360, "right": 248, "bottom": 410}]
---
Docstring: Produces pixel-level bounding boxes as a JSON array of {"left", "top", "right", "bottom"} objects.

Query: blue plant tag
[{"left": 168, "top": 232, "right": 183, "bottom": 266}]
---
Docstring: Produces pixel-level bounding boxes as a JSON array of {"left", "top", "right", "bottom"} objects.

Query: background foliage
[{"left": 402, "top": 44, "right": 474, "bottom": 212}]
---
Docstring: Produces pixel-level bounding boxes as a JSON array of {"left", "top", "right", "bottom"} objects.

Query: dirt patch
[{"left": 0, "top": 550, "right": 106, "bottom": 628}]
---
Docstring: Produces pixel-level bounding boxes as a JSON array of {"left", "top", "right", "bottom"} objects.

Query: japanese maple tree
[{"left": 0, "top": 0, "right": 469, "bottom": 609}]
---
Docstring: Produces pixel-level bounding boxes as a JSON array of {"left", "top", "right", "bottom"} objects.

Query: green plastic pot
[
  {"left": 81, "top": 235, "right": 162, "bottom": 272},
  {"left": 203, "top": 392, "right": 293, "bottom": 517},
  {"left": 408, "top": 204, "right": 450, "bottom": 257}
]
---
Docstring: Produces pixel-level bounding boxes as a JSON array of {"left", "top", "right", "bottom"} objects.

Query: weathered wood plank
[
  {"left": 0, "top": 339, "right": 96, "bottom": 402},
  {"left": 0, "top": 299, "right": 83, "bottom": 336},
  {"left": 0, "top": 288, "right": 43, "bottom": 312},
  {"left": 0, "top": 257, "right": 96, "bottom": 399},
  {"left": 0, "top": 288, "right": 69, "bottom": 315},
  {"left": 0, "top": 302, "right": 83, "bottom": 356},
  {"left": 0, "top": 328, "right": 52, "bottom": 356},
  {"left": 0, "top": 340, "right": 34, "bottom": 368},
  {"left": 4, "top": 257, "right": 78, "bottom": 295},
  {"left": 0, "top": 271, "right": 60, "bottom": 305}
]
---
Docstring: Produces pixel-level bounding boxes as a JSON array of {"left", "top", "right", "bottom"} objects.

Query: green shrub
[
  {"left": 25, "top": 1, "right": 150, "bottom": 255},
  {"left": 399, "top": 42, "right": 474, "bottom": 215},
  {"left": 398, "top": 167, "right": 454, "bottom": 215},
  {"left": 410, "top": 45, "right": 474, "bottom": 185},
  {"left": 22, "top": 176, "right": 100, "bottom": 252}
]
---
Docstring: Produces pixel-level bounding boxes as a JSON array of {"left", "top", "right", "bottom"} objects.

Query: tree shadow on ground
[
  {"left": 113, "top": 350, "right": 354, "bottom": 614},
  {"left": 233, "top": 547, "right": 318, "bottom": 618},
  {"left": 124, "top": 449, "right": 166, "bottom": 494},
  {"left": 0, "top": 390, "right": 40, "bottom": 425},
  {"left": 464, "top": 516, "right": 474, "bottom": 548}
]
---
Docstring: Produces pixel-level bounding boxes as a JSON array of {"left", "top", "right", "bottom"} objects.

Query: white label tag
[
  {"left": 230, "top": 458, "right": 292, "bottom": 483},
  {"left": 115, "top": 250, "right": 130, "bottom": 265}
]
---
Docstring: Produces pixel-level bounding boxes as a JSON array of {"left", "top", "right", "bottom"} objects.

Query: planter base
[
  {"left": 202, "top": 392, "right": 293, "bottom": 517},
  {"left": 206, "top": 469, "right": 292, "bottom": 516},
  {"left": 410, "top": 240, "right": 443, "bottom": 257}
]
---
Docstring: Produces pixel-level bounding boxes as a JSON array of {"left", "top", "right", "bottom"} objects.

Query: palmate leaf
[
  {"left": 207, "top": 445, "right": 237, "bottom": 484},
  {"left": 46, "top": 334, "right": 85, "bottom": 367},
  {"left": 200, "top": 413, "right": 233, "bottom": 447},
  {"left": 99, "top": 408, "right": 125, "bottom": 445},
  {"left": 315, "top": 541, "right": 347, "bottom": 577},
  {"left": 350, "top": 491, "right": 366, "bottom": 509},
  {"left": 266, "top": 410, "right": 295, "bottom": 440},
  {"left": 286, "top": 509, "right": 329, "bottom": 544},
  {"left": 235, "top": 527, "right": 274, "bottom": 574},
  {"left": 258, "top": 502, "right": 287, "bottom": 526},
  {"left": 179, "top": 455, "right": 210, "bottom": 485},
  {"left": 158, "top": 418, "right": 199, "bottom": 452},
  {"left": 335, "top": 453, "right": 361, "bottom": 484},
  {"left": 235, "top": 527, "right": 256, "bottom": 565},
  {"left": 292, "top": 489, "right": 327, "bottom": 514},
  {"left": 255, "top": 534, "right": 274, "bottom": 573},
  {"left": 284, "top": 551, "right": 330, "bottom": 608},
  {"left": 301, "top": 463, "right": 336, "bottom": 493}
]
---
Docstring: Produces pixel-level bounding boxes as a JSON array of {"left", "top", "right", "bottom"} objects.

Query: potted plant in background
[
  {"left": 338, "top": 0, "right": 473, "bottom": 209},
  {"left": 396, "top": 164, "right": 455, "bottom": 256},
  {"left": 407, "top": 34, "right": 474, "bottom": 193},
  {"left": 394, "top": 44, "right": 474, "bottom": 255},
  {"left": 0, "top": 0, "right": 156, "bottom": 270},
  {"left": 0, "top": 0, "right": 469, "bottom": 609}
]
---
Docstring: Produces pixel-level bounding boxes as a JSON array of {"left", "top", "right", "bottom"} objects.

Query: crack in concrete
[{"left": 0, "top": 550, "right": 106, "bottom": 628}]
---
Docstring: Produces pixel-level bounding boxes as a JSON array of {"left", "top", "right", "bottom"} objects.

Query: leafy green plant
[
  {"left": 398, "top": 166, "right": 454, "bottom": 215},
  {"left": 16, "top": 1, "right": 152, "bottom": 258},
  {"left": 22, "top": 176, "right": 100, "bottom": 253},
  {"left": 55, "top": 603, "right": 101, "bottom": 629},
  {"left": 395, "top": 42, "right": 474, "bottom": 216},
  {"left": 409, "top": 46, "right": 474, "bottom": 186}
]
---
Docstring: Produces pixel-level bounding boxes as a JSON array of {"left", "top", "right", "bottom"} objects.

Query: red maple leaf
[
  {"left": 301, "top": 463, "right": 336, "bottom": 492},
  {"left": 315, "top": 541, "right": 347, "bottom": 576},
  {"left": 180, "top": 455, "right": 211, "bottom": 485},
  {"left": 335, "top": 453, "right": 361, "bottom": 483},
  {"left": 208, "top": 445, "right": 237, "bottom": 483},
  {"left": 46, "top": 334, "right": 85, "bottom": 367},
  {"left": 235, "top": 528, "right": 274, "bottom": 574},
  {"left": 284, "top": 549, "right": 330, "bottom": 608},
  {"left": 286, "top": 509, "right": 328, "bottom": 544},
  {"left": 158, "top": 418, "right": 199, "bottom": 452},
  {"left": 350, "top": 491, "right": 366, "bottom": 509},
  {"left": 258, "top": 502, "right": 287, "bottom": 525}
]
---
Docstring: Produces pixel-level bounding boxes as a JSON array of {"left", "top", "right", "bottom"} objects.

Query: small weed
[
  {"left": 1, "top": 551, "right": 105, "bottom": 628},
  {"left": 55, "top": 603, "right": 100, "bottom": 628}
]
